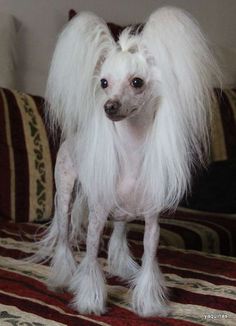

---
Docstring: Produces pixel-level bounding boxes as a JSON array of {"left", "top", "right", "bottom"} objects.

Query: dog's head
[{"left": 99, "top": 31, "right": 158, "bottom": 122}]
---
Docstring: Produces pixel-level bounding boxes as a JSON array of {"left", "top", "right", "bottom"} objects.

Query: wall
[{"left": 0, "top": 0, "right": 235, "bottom": 96}]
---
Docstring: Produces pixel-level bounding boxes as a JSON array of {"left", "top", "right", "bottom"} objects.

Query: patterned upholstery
[{"left": 0, "top": 88, "right": 57, "bottom": 222}]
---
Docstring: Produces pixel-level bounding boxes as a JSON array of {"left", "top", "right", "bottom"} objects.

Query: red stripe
[
  {"left": 170, "top": 287, "right": 236, "bottom": 313},
  {"left": 158, "top": 248, "right": 236, "bottom": 279},
  {"left": 5, "top": 89, "right": 29, "bottom": 222},
  {"left": 0, "top": 90, "right": 11, "bottom": 220}
]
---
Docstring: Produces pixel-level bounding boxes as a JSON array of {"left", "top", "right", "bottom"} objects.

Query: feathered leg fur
[
  {"left": 132, "top": 215, "right": 169, "bottom": 317},
  {"left": 69, "top": 207, "right": 108, "bottom": 315},
  {"left": 108, "top": 221, "right": 139, "bottom": 279},
  {"left": 36, "top": 142, "right": 77, "bottom": 290}
]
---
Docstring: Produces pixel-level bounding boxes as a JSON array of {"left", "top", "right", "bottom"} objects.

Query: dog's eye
[
  {"left": 131, "top": 77, "right": 144, "bottom": 88},
  {"left": 100, "top": 78, "right": 109, "bottom": 89}
]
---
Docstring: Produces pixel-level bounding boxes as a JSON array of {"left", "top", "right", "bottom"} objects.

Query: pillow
[
  {"left": 0, "top": 88, "right": 58, "bottom": 222},
  {"left": 0, "top": 12, "right": 18, "bottom": 89}
]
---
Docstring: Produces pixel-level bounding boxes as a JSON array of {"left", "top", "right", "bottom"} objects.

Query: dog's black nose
[{"left": 104, "top": 100, "right": 121, "bottom": 116}]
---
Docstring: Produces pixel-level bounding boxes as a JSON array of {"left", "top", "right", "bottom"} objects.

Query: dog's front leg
[
  {"left": 40, "top": 141, "right": 77, "bottom": 291},
  {"left": 69, "top": 207, "right": 108, "bottom": 315},
  {"left": 132, "top": 215, "right": 169, "bottom": 317}
]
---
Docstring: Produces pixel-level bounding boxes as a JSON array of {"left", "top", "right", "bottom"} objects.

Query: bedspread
[{"left": 0, "top": 220, "right": 235, "bottom": 326}]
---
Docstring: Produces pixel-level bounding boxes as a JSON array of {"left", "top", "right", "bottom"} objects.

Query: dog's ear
[
  {"left": 141, "top": 6, "right": 221, "bottom": 162},
  {"left": 46, "top": 12, "right": 115, "bottom": 138},
  {"left": 141, "top": 6, "right": 220, "bottom": 86}
]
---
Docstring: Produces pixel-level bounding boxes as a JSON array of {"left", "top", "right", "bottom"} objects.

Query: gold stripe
[
  {"left": 13, "top": 90, "right": 53, "bottom": 221},
  {"left": 27, "top": 95, "right": 53, "bottom": 221},
  {"left": 1, "top": 89, "right": 16, "bottom": 221}
]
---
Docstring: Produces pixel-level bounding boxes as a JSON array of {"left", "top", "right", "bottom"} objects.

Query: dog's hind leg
[
  {"left": 131, "top": 214, "right": 170, "bottom": 317},
  {"left": 45, "top": 141, "right": 77, "bottom": 290},
  {"left": 108, "top": 221, "right": 139, "bottom": 279},
  {"left": 69, "top": 206, "right": 108, "bottom": 315}
]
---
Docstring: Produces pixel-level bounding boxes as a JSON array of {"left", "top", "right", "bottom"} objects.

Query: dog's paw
[
  {"left": 69, "top": 257, "right": 107, "bottom": 315},
  {"left": 132, "top": 288, "right": 170, "bottom": 317},
  {"left": 131, "top": 260, "right": 169, "bottom": 317},
  {"left": 72, "top": 290, "right": 107, "bottom": 315}
]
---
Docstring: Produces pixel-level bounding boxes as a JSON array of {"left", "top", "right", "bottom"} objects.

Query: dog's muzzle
[{"left": 104, "top": 100, "right": 125, "bottom": 121}]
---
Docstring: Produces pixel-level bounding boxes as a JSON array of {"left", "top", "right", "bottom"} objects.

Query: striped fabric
[
  {"left": 159, "top": 208, "right": 236, "bottom": 256},
  {"left": 0, "top": 88, "right": 57, "bottom": 222},
  {"left": 0, "top": 220, "right": 235, "bottom": 325}
]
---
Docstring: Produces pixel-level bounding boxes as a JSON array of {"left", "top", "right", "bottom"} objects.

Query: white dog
[{"left": 34, "top": 7, "right": 219, "bottom": 317}]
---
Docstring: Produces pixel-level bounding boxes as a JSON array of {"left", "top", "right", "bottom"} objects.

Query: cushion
[{"left": 0, "top": 88, "right": 57, "bottom": 222}]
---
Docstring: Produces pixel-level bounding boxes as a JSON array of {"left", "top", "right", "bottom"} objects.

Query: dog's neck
[{"left": 115, "top": 108, "right": 155, "bottom": 151}]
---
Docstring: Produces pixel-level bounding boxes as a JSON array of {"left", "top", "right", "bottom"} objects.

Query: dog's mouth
[
  {"left": 106, "top": 108, "right": 138, "bottom": 122},
  {"left": 106, "top": 114, "right": 127, "bottom": 121}
]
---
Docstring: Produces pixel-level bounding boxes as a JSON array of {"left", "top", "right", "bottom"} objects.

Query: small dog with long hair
[{"left": 34, "top": 7, "right": 219, "bottom": 317}]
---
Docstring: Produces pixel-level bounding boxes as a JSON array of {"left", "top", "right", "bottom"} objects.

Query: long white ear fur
[
  {"left": 137, "top": 7, "right": 221, "bottom": 212},
  {"left": 46, "top": 12, "right": 115, "bottom": 138}
]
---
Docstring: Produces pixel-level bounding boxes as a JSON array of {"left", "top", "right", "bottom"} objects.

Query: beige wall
[{"left": 0, "top": 0, "right": 235, "bottom": 96}]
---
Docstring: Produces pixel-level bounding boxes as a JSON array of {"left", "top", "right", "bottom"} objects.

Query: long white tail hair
[{"left": 46, "top": 7, "right": 220, "bottom": 216}]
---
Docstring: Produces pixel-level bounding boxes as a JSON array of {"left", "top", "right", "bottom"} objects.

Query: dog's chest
[{"left": 114, "top": 151, "right": 143, "bottom": 218}]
